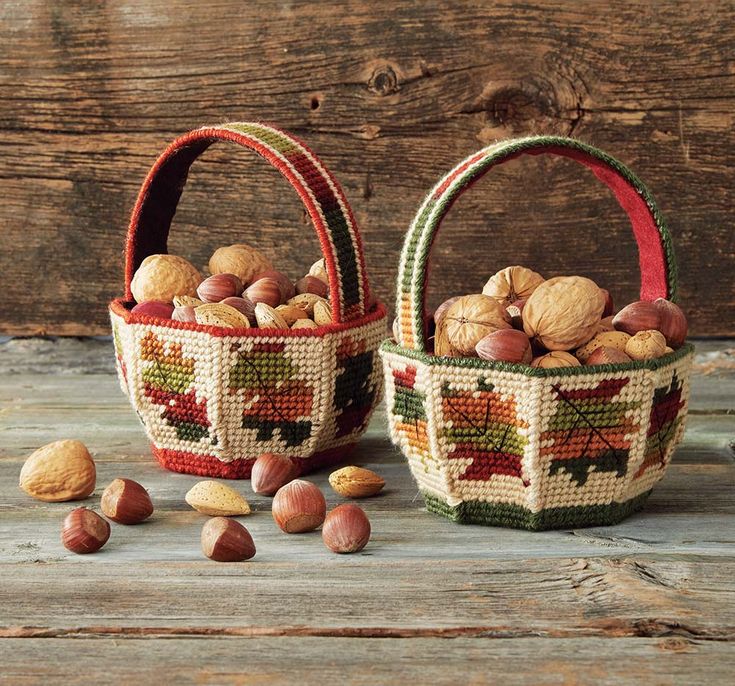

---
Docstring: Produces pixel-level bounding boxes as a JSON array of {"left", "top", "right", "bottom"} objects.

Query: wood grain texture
[{"left": 0, "top": 1, "right": 733, "bottom": 336}]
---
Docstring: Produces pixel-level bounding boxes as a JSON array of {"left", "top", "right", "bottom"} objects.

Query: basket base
[
  {"left": 152, "top": 444, "right": 355, "bottom": 479},
  {"left": 422, "top": 491, "right": 652, "bottom": 530}
]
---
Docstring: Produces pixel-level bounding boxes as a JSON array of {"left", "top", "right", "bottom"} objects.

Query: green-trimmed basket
[{"left": 380, "top": 136, "right": 694, "bottom": 530}]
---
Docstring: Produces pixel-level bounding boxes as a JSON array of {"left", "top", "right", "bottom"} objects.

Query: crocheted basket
[
  {"left": 110, "top": 123, "right": 386, "bottom": 478},
  {"left": 380, "top": 136, "right": 694, "bottom": 530}
]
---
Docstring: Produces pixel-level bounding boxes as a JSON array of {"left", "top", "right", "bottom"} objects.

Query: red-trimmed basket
[
  {"left": 380, "top": 136, "right": 694, "bottom": 530},
  {"left": 110, "top": 123, "right": 386, "bottom": 478}
]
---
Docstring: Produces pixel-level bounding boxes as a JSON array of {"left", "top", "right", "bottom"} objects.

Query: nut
[
  {"left": 100, "top": 478, "right": 154, "bottom": 524},
  {"left": 131, "top": 254, "right": 202, "bottom": 304},
  {"left": 482, "top": 265, "right": 545, "bottom": 306},
  {"left": 209, "top": 244, "right": 273, "bottom": 286},
  {"left": 185, "top": 480, "right": 251, "bottom": 516},
  {"left": 600, "top": 288, "right": 615, "bottom": 317},
  {"left": 392, "top": 318, "right": 400, "bottom": 340},
  {"left": 19, "top": 439, "right": 96, "bottom": 502},
  {"left": 272, "top": 480, "right": 326, "bottom": 533},
  {"left": 653, "top": 298, "right": 688, "bottom": 348},
  {"left": 530, "top": 351, "right": 581, "bottom": 369},
  {"left": 251, "top": 453, "right": 299, "bottom": 496},
  {"left": 433, "top": 296, "right": 461, "bottom": 329},
  {"left": 172, "top": 305, "right": 197, "bottom": 323},
  {"left": 586, "top": 346, "right": 632, "bottom": 365},
  {"left": 612, "top": 301, "right": 661, "bottom": 336},
  {"left": 308, "top": 258, "right": 329, "bottom": 283},
  {"left": 322, "top": 504, "right": 371, "bottom": 554},
  {"left": 131, "top": 300, "right": 175, "bottom": 319},
  {"left": 253, "top": 270, "right": 296, "bottom": 302},
  {"left": 172, "top": 295, "right": 203, "bottom": 308},
  {"left": 220, "top": 296, "right": 256, "bottom": 322},
  {"left": 329, "top": 466, "right": 385, "bottom": 499},
  {"left": 523, "top": 276, "right": 605, "bottom": 350},
  {"left": 287, "top": 293, "right": 327, "bottom": 316},
  {"left": 438, "top": 294, "right": 511, "bottom": 356},
  {"left": 296, "top": 275, "right": 329, "bottom": 299},
  {"left": 201, "top": 517, "right": 256, "bottom": 562},
  {"left": 254, "top": 303, "right": 289, "bottom": 329},
  {"left": 197, "top": 273, "right": 244, "bottom": 303},
  {"left": 506, "top": 298, "right": 527, "bottom": 330},
  {"left": 475, "top": 329, "right": 532, "bottom": 364},
  {"left": 275, "top": 304, "right": 309, "bottom": 326},
  {"left": 664, "top": 346, "right": 675, "bottom": 355},
  {"left": 291, "top": 318, "right": 319, "bottom": 330},
  {"left": 575, "top": 331, "right": 631, "bottom": 363},
  {"left": 595, "top": 316, "right": 616, "bottom": 333},
  {"left": 312, "top": 300, "right": 333, "bottom": 326},
  {"left": 195, "top": 303, "right": 250, "bottom": 329},
  {"left": 244, "top": 277, "right": 283, "bottom": 308},
  {"left": 625, "top": 330, "right": 667, "bottom": 360},
  {"left": 61, "top": 507, "right": 110, "bottom": 554}
]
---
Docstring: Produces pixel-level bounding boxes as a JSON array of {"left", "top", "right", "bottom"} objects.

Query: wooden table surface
[{"left": 0, "top": 338, "right": 733, "bottom": 684}]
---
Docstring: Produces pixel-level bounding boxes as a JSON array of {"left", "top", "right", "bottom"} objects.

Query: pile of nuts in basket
[
  {"left": 395, "top": 265, "right": 687, "bottom": 367},
  {"left": 130, "top": 243, "right": 335, "bottom": 329},
  {"left": 19, "top": 440, "right": 386, "bottom": 560}
]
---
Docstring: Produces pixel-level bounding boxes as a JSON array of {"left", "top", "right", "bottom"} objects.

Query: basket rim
[
  {"left": 110, "top": 297, "right": 387, "bottom": 338},
  {"left": 379, "top": 338, "right": 694, "bottom": 377}
]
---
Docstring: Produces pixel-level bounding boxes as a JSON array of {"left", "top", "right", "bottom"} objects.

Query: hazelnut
[
  {"left": 506, "top": 298, "right": 527, "bottom": 330},
  {"left": 308, "top": 258, "right": 329, "bottom": 283},
  {"left": 131, "top": 254, "right": 202, "bottom": 304},
  {"left": 201, "top": 517, "right": 256, "bottom": 562},
  {"left": 575, "top": 331, "right": 631, "bottom": 363},
  {"left": 254, "top": 303, "right": 289, "bottom": 329},
  {"left": 172, "top": 305, "right": 197, "bottom": 323},
  {"left": 625, "top": 330, "right": 667, "bottom": 360},
  {"left": 100, "top": 478, "right": 154, "bottom": 524},
  {"left": 196, "top": 273, "right": 244, "bottom": 303},
  {"left": 19, "top": 439, "right": 96, "bottom": 502},
  {"left": 482, "top": 266, "right": 545, "bottom": 306},
  {"left": 253, "top": 270, "right": 296, "bottom": 301},
  {"left": 244, "top": 277, "right": 283, "bottom": 308},
  {"left": 272, "top": 480, "right": 326, "bottom": 533},
  {"left": 219, "top": 296, "right": 256, "bottom": 322},
  {"left": 600, "top": 289, "right": 615, "bottom": 317},
  {"left": 291, "top": 318, "right": 319, "bottom": 330},
  {"left": 131, "top": 300, "right": 175, "bottom": 320},
  {"left": 296, "top": 275, "right": 329, "bottom": 299},
  {"left": 612, "top": 301, "right": 660, "bottom": 336},
  {"left": 275, "top": 304, "right": 309, "bottom": 326},
  {"left": 185, "top": 480, "right": 251, "bottom": 516},
  {"left": 329, "top": 466, "right": 385, "bottom": 498},
  {"left": 251, "top": 453, "right": 299, "bottom": 496},
  {"left": 586, "top": 346, "right": 632, "bottom": 365},
  {"left": 209, "top": 244, "right": 273, "bottom": 286},
  {"left": 195, "top": 303, "right": 250, "bottom": 329},
  {"left": 312, "top": 300, "right": 333, "bottom": 326},
  {"left": 61, "top": 507, "right": 110, "bottom": 554},
  {"left": 653, "top": 298, "right": 688, "bottom": 348},
  {"left": 595, "top": 316, "right": 616, "bottom": 333},
  {"left": 438, "top": 294, "right": 512, "bottom": 356},
  {"left": 530, "top": 351, "right": 581, "bottom": 369},
  {"left": 523, "top": 276, "right": 606, "bottom": 350},
  {"left": 475, "top": 329, "right": 532, "bottom": 364},
  {"left": 322, "top": 504, "right": 371, "bottom": 554}
]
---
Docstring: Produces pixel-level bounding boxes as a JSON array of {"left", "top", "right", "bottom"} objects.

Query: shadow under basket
[
  {"left": 110, "top": 123, "right": 386, "bottom": 478},
  {"left": 380, "top": 136, "right": 694, "bottom": 530}
]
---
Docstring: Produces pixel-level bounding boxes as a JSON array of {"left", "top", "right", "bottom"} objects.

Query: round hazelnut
[
  {"left": 322, "top": 504, "right": 371, "bottom": 554},
  {"left": 201, "top": 517, "right": 256, "bottom": 562},
  {"left": 612, "top": 301, "right": 660, "bottom": 336},
  {"left": 61, "top": 507, "right": 110, "bottom": 554},
  {"left": 272, "top": 480, "right": 326, "bottom": 533},
  {"left": 251, "top": 453, "right": 299, "bottom": 496},
  {"left": 653, "top": 298, "right": 688, "bottom": 348},
  {"left": 100, "top": 478, "right": 154, "bottom": 524}
]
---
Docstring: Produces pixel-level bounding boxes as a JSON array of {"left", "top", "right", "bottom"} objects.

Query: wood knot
[
  {"left": 368, "top": 64, "right": 399, "bottom": 96},
  {"left": 484, "top": 85, "right": 555, "bottom": 130}
]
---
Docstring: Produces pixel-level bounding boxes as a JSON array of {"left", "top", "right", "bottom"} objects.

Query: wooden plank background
[{"left": 0, "top": 0, "right": 733, "bottom": 336}]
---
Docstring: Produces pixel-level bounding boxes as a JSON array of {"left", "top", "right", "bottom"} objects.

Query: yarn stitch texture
[
  {"left": 380, "top": 136, "right": 694, "bottom": 529},
  {"left": 111, "top": 122, "right": 386, "bottom": 478}
]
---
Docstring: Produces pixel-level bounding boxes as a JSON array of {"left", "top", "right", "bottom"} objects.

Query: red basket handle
[
  {"left": 396, "top": 136, "right": 677, "bottom": 351},
  {"left": 124, "top": 123, "right": 371, "bottom": 323}
]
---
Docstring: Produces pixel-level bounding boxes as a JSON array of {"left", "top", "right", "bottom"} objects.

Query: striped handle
[
  {"left": 397, "top": 136, "right": 677, "bottom": 351},
  {"left": 124, "top": 122, "right": 371, "bottom": 323}
]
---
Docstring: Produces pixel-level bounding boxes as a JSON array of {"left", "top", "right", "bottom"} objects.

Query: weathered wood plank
[
  {"left": 0, "top": 636, "right": 731, "bottom": 686},
  {"left": 0, "top": 1, "right": 733, "bottom": 335}
]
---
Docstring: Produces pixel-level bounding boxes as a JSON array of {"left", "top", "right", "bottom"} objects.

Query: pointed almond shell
[{"left": 185, "top": 480, "right": 251, "bottom": 516}]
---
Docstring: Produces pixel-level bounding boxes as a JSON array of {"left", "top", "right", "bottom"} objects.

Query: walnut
[
  {"left": 530, "top": 351, "right": 581, "bottom": 369},
  {"left": 130, "top": 254, "right": 202, "bottom": 304},
  {"left": 522, "top": 276, "right": 605, "bottom": 351},
  {"left": 437, "top": 294, "right": 511, "bottom": 356},
  {"left": 208, "top": 244, "right": 273, "bottom": 287},
  {"left": 482, "top": 266, "right": 545, "bottom": 306}
]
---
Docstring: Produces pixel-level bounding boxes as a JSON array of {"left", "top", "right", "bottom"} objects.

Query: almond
[
  {"left": 19, "top": 440, "right": 96, "bottom": 502},
  {"left": 328, "top": 466, "right": 385, "bottom": 499},
  {"left": 185, "top": 480, "right": 251, "bottom": 516}
]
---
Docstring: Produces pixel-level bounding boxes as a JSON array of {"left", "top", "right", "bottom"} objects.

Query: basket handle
[
  {"left": 396, "top": 136, "right": 677, "bottom": 351},
  {"left": 124, "top": 122, "right": 371, "bottom": 323}
]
